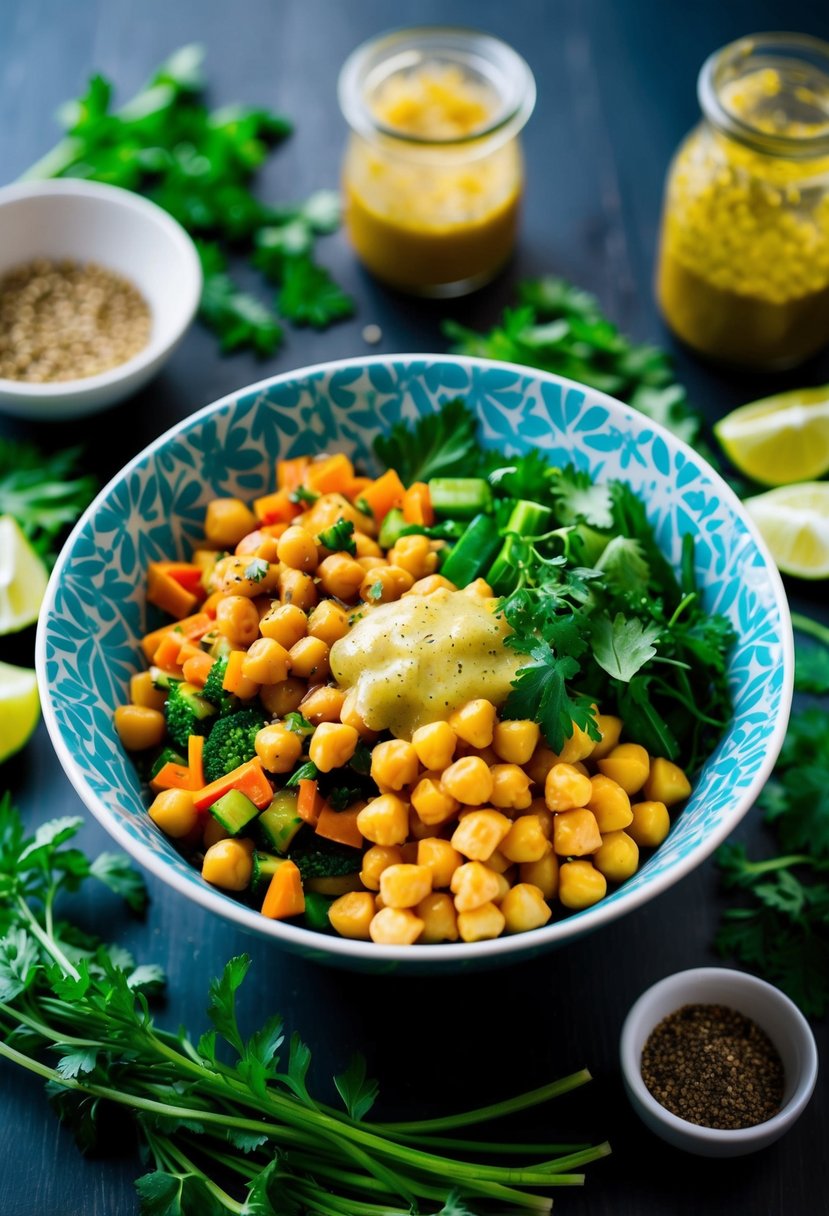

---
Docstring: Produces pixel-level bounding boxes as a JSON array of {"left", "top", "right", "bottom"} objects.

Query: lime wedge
[
  {"left": 0, "top": 661, "right": 40, "bottom": 763},
  {"left": 714, "top": 386, "right": 829, "bottom": 486},
  {"left": 744, "top": 482, "right": 829, "bottom": 579},
  {"left": 0, "top": 515, "right": 50, "bottom": 634}
]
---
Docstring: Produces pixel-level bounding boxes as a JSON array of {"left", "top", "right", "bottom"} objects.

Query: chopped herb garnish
[
  {"left": 318, "top": 517, "right": 356, "bottom": 555},
  {"left": 243, "top": 556, "right": 270, "bottom": 583},
  {"left": 289, "top": 485, "right": 320, "bottom": 505}
]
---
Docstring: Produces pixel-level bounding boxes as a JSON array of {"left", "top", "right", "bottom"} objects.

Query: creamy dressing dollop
[{"left": 330, "top": 590, "right": 521, "bottom": 739}]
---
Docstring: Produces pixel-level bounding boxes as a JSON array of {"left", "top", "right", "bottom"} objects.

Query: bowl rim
[
  {"left": 619, "top": 966, "right": 818, "bottom": 1147},
  {"left": 36, "top": 353, "right": 795, "bottom": 966},
  {"left": 0, "top": 178, "right": 202, "bottom": 397}
]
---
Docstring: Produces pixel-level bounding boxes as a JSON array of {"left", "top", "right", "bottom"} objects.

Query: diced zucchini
[
  {"left": 251, "top": 851, "right": 287, "bottom": 892},
  {"left": 378, "top": 507, "right": 408, "bottom": 549},
  {"left": 149, "top": 666, "right": 182, "bottom": 690},
  {"left": 258, "top": 789, "right": 303, "bottom": 853},
  {"left": 208, "top": 633, "right": 234, "bottom": 660},
  {"left": 179, "top": 682, "right": 217, "bottom": 721},
  {"left": 429, "top": 477, "right": 493, "bottom": 520},
  {"left": 149, "top": 747, "right": 187, "bottom": 779},
  {"left": 210, "top": 789, "right": 261, "bottom": 835},
  {"left": 303, "top": 891, "right": 335, "bottom": 931}
]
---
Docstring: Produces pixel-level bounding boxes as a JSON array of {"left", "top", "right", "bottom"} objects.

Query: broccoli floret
[
  {"left": 290, "top": 840, "right": 363, "bottom": 880},
  {"left": 202, "top": 707, "right": 267, "bottom": 783},
  {"left": 202, "top": 656, "right": 237, "bottom": 715},
  {"left": 165, "top": 682, "right": 216, "bottom": 751}
]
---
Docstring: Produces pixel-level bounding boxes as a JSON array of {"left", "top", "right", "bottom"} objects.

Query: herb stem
[
  {"left": 667, "top": 592, "right": 697, "bottom": 628},
  {"left": 15, "top": 895, "right": 80, "bottom": 981}
]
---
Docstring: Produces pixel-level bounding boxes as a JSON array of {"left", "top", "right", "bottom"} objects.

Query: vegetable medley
[{"left": 114, "top": 400, "right": 733, "bottom": 945}]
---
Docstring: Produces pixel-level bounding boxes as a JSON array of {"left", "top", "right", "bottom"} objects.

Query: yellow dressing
[{"left": 329, "top": 590, "right": 521, "bottom": 739}]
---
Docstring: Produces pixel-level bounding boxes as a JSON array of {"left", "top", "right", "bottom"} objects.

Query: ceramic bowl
[
  {"left": 620, "top": 967, "right": 818, "bottom": 1156},
  {"left": 0, "top": 179, "right": 202, "bottom": 419},
  {"left": 36, "top": 355, "right": 793, "bottom": 972}
]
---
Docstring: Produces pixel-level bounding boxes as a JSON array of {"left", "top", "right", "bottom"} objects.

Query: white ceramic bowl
[
  {"left": 620, "top": 967, "right": 818, "bottom": 1156},
  {"left": 37, "top": 356, "right": 794, "bottom": 972},
  {"left": 0, "top": 179, "right": 202, "bottom": 419}
]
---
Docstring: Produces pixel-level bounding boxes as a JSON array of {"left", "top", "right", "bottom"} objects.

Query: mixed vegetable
[{"left": 114, "top": 400, "right": 734, "bottom": 944}]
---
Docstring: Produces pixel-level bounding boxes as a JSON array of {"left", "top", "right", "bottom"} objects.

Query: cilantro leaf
[
  {"left": 277, "top": 256, "right": 354, "bottom": 329},
  {"left": 0, "top": 440, "right": 96, "bottom": 563},
  {"left": 0, "top": 928, "right": 40, "bottom": 1003},
  {"left": 334, "top": 1053, "right": 379, "bottom": 1121},
  {"left": 591, "top": 613, "right": 661, "bottom": 682},
  {"left": 595, "top": 535, "right": 650, "bottom": 595},
  {"left": 318, "top": 518, "right": 356, "bottom": 556},
  {"left": 503, "top": 640, "right": 599, "bottom": 753},
  {"left": 90, "top": 851, "right": 148, "bottom": 913},
  {"left": 206, "top": 954, "right": 250, "bottom": 1055},
  {"left": 244, "top": 557, "right": 270, "bottom": 583},
  {"left": 549, "top": 467, "right": 614, "bottom": 529},
  {"left": 373, "top": 398, "right": 486, "bottom": 484}
]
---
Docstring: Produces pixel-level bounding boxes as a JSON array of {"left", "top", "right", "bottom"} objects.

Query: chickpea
[
  {"left": 309, "top": 722, "right": 359, "bottom": 772},
  {"left": 416, "top": 892, "right": 459, "bottom": 943},
  {"left": 628, "top": 801, "right": 671, "bottom": 848},
  {"left": 360, "top": 565, "right": 414, "bottom": 603},
  {"left": 216, "top": 595, "right": 261, "bottom": 646},
  {"left": 410, "top": 776, "right": 459, "bottom": 826},
  {"left": 448, "top": 699, "right": 497, "bottom": 749},
  {"left": 357, "top": 556, "right": 388, "bottom": 572},
  {"left": 241, "top": 637, "right": 291, "bottom": 684},
  {"left": 260, "top": 677, "right": 306, "bottom": 717},
  {"left": 288, "top": 636, "right": 330, "bottom": 681},
  {"left": 128, "top": 672, "right": 166, "bottom": 713},
  {"left": 317, "top": 553, "right": 365, "bottom": 600},
  {"left": 388, "top": 534, "right": 438, "bottom": 579},
  {"left": 500, "top": 883, "right": 552, "bottom": 934},
  {"left": 149, "top": 788, "right": 199, "bottom": 838},
  {"left": 340, "top": 689, "right": 379, "bottom": 740},
  {"left": 371, "top": 739, "right": 420, "bottom": 790},
  {"left": 360, "top": 844, "right": 403, "bottom": 891},
  {"left": 402, "top": 574, "right": 457, "bottom": 596},
  {"left": 306, "top": 600, "right": 350, "bottom": 646},
  {"left": 279, "top": 568, "right": 317, "bottom": 611},
  {"left": 212, "top": 555, "right": 280, "bottom": 597},
  {"left": 440, "top": 756, "right": 493, "bottom": 806},
  {"left": 114, "top": 704, "right": 166, "bottom": 751},
  {"left": 493, "top": 719, "right": 540, "bottom": 766},
  {"left": 489, "top": 764, "right": 533, "bottom": 811},
  {"left": 235, "top": 530, "right": 279, "bottom": 561},
  {"left": 300, "top": 684, "right": 346, "bottom": 723},
  {"left": 277, "top": 525, "right": 319, "bottom": 573},
  {"left": 202, "top": 838, "right": 255, "bottom": 891},
  {"left": 354, "top": 532, "right": 383, "bottom": 559},
  {"left": 255, "top": 723, "right": 303, "bottom": 774},
  {"left": 328, "top": 891, "right": 376, "bottom": 940},
  {"left": 369, "top": 907, "right": 424, "bottom": 945},
  {"left": 204, "top": 498, "right": 257, "bottom": 548},
  {"left": 259, "top": 602, "right": 307, "bottom": 648},
  {"left": 357, "top": 795, "right": 409, "bottom": 846},
  {"left": 411, "top": 720, "right": 456, "bottom": 770}
]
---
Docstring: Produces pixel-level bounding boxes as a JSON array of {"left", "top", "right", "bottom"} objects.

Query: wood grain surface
[{"left": 1, "top": 2, "right": 827, "bottom": 1213}]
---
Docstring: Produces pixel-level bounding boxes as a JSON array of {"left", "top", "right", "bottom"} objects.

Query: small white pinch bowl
[
  {"left": 0, "top": 179, "right": 202, "bottom": 419},
  {"left": 620, "top": 967, "right": 818, "bottom": 1157}
]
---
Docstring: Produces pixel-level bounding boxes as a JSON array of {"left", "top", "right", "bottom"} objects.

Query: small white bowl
[
  {"left": 620, "top": 967, "right": 818, "bottom": 1157},
  {"left": 0, "top": 179, "right": 202, "bottom": 419}
]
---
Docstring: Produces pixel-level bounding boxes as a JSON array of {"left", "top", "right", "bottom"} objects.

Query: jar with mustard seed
[
  {"left": 338, "top": 28, "right": 535, "bottom": 297},
  {"left": 656, "top": 33, "right": 829, "bottom": 370}
]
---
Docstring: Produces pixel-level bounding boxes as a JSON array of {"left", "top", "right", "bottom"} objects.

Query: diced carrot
[
  {"left": 358, "top": 469, "right": 406, "bottom": 522},
  {"left": 261, "top": 859, "right": 305, "bottom": 919},
  {"left": 223, "top": 650, "right": 259, "bottom": 699},
  {"left": 182, "top": 651, "right": 214, "bottom": 688},
  {"left": 177, "top": 639, "right": 204, "bottom": 665},
  {"left": 260, "top": 522, "right": 290, "bottom": 539},
  {"left": 345, "top": 475, "right": 372, "bottom": 501},
  {"left": 147, "top": 563, "right": 199, "bottom": 620},
  {"left": 306, "top": 453, "right": 354, "bottom": 496},
  {"left": 277, "top": 455, "right": 311, "bottom": 492},
  {"left": 254, "top": 489, "right": 301, "bottom": 525},
  {"left": 315, "top": 804, "right": 363, "bottom": 850},
  {"left": 202, "top": 590, "right": 224, "bottom": 617},
  {"left": 153, "top": 632, "right": 187, "bottom": 672},
  {"left": 188, "top": 734, "right": 205, "bottom": 791},
  {"left": 141, "top": 612, "right": 212, "bottom": 661},
  {"left": 193, "top": 759, "right": 273, "bottom": 812},
  {"left": 297, "top": 779, "right": 320, "bottom": 826},
  {"left": 155, "top": 561, "right": 206, "bottom": 599},
  {"left": 150, "top": 762, "right": 193, "bottom": 794},
  {"left": 402, "top": 481, "right": 435, "bottom": 527}
]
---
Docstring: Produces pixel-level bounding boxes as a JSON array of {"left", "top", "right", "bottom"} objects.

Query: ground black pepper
[{"left": 641, "top": 1003, "right": 784, "bottom": 1129}]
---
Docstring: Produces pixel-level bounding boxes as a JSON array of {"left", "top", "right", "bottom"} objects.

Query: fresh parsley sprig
[
  {"left": 0, "top": 797, "right": 609, "bottom": 1213},
  {"left": 0, "top": 439, "right": 96, "bottom": 563}
]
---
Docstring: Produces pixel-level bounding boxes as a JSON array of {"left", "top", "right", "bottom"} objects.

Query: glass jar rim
[
  {"left": 698, "top": 31, "right": 829, "bottom": 159},
  {"left": 338, "top": 25, "right": 536, "bottom": 148}
]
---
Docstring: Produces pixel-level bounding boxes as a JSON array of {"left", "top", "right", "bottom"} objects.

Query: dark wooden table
[{"left": 2, "top": 2, "right": 828, "bottom": 1213}]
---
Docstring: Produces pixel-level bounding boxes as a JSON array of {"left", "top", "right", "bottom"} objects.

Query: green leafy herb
[
  {"left": 591, "top": 614, "right": 661, "bottom": 683},
  {"left": 373, "top": 397, "right": 486, "bottom": 484},
  {"left": 0, "top": 439, "right": 96, "bottom": 562},
  {"left": 243, "top": 557, "right": 271, "bottom": 583},
  {"left": 504, "top": 641, "right": 600, "bottom": 753},
  {"left": 282, "top": 712, "right": 314, "bottom": 737},
  {"left": 289, "top": 485, "right": 319, "bottom": 506},
  {"left": 317, "top": 517, "right": 357, "bottom": 556},
  {"left": 22, "top": 46, "right": 352, "bottom": 355},
  {"left": 284, "top": 760, "right": 318, "bottom": 788},
  {"left": 793, "top": 613, "right": 829, "bottom": 695},
  {"left": 0, "top": 798, "right": 609, "bottom": 1213}
]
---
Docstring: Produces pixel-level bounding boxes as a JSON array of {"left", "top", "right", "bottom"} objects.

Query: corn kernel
[
  {"left": 410, "top": 776, "right": 459, "bottom": 826},
  {"left": 360, "top": 844, "right": 403, "bottom": 891},
  {"left": 411, "top": 720, "right": 457, "bottom": 770},
  {"left": 500, "top": 883, "right": 552, "bottom": 933},
  {"left": 416, "top": 892, "right": 459, "bottom": 942},
  {"left": 440, "top": 756, "right": 493, "bottom": 805},
  {"left": 448, "top": 699, "right": 497, "bottom": 748},
  {"left": 309, "top": 722, "right": 359, "bottom": 772},
  {"left": 450, "top": 809, "right": 511, "bottom": 861},
  {"left": 357, "top": 795, "right": 409, "bottom": 846},
  {"left": 457, "top": 901, "right": 505, "bottom": 942},
  {"left": 371, "top": 739, "right": 420, "bottom": 790},
  {"left": 593, "top": 831, "right": 640, "bottom": 882},
  {"left": 588, "top": 774, "right": 633, "bottom": 832},
  {"left": 558, "top": 860, "right": 607, "bottom": 909},
  {"left": 597, "top": 743, "right": 650, "bottom": 795},
  {"left": 545, "top": 763, "right": 593, "bottom": 812},
  {"left": 417, "top": 837, "right": 463, "bottom": 888},
  {"left": 643, "top": 757, "right": 692, "bottom": 806},
  {"left": 489, "top": 764, "right": 533, "bottom": 810},
  {"left": 450, "top": 860, "right": 502, "bottom": 911},
  {"left": 629, "top": 800, "right": 671, "bottom": 848},
  {"left": 369, "top": 906, "right": 424, "bottom": 945},
  {"left": 328, "top": 891, "right": 376, "bottom": 939},
  {"left": 379, "top": 863, "right": 433, "bottom": 908},
  {"left": 553, "top": 808, "right": 602, "bottom": 856},
  {"left": 519, "top": 851, "right": 559, "bottom": 899},
  {"left": 492, "top": 719, "right": 540, "bottom": 765},
  {"left": 500, "top": 814, "right": 552, "bottom": 864}
]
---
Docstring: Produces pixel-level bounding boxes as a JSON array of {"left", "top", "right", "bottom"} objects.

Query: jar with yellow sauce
[
  {"left": 337, "top": 28, "right": 535, "bottom": 297},
  {"left": 656, "top": 33, "right": 829, "bottom": 369}
]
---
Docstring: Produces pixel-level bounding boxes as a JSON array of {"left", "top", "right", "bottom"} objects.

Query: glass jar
[
  {"left": 656, "top": 33, "right": 829, "bottom": 370},
  {"left": 338, "top": 27, "right": 535, "bottom": 297}
]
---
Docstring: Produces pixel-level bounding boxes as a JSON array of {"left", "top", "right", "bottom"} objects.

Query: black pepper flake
[{"left": 641, "top": 1004, "right": 784, "bottom": 1130}]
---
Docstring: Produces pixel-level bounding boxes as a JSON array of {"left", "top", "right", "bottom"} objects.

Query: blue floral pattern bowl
[{"left": 36, "top": 355, "right": 793, "bottom": 972}]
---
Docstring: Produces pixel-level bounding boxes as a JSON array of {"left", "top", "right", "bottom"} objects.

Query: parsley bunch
[
  {"left": 0, "top": 798, "right": 609, "bottom": 1213},
  {"left": 715, "top": 615, "right": 829, "bottom": 1016},
  {"left": 444, "top": 277, "right": 705, "bottom": 448},
  {"left": 0, "top": 438, "right": 96, "bottom": 563},
  {"left": 22, "top": 45, "right": 353, "bottom": 356}
]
